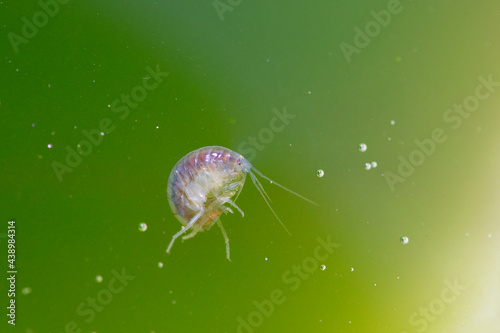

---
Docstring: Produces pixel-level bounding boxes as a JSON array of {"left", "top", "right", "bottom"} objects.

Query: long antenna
[
  {"left": 248, "top": 170, "right": 291, "bottom": 236},
  {"left": 250, "top": 167, "right": 318, "bottom": 206}
]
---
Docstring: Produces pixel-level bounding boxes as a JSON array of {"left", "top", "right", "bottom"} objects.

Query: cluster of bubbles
[
  {"left": 364, "top": 161, "right": 378, "bottom": 170},
  {"left": 359, "top": 143, "right": 377, "bottom": 170}
]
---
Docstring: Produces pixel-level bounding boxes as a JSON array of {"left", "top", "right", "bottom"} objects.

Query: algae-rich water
[{"left": 1, "top": 1, "right": 500, "bottom": 332}]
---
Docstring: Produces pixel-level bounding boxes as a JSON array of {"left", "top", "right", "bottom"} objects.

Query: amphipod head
[{"left": 235, "top": 155, "right": 252, "bottom": 173}]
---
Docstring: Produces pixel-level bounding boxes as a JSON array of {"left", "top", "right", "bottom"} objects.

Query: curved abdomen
[{"left": 167, "top": 146, "right": 245, "bottom": 229}]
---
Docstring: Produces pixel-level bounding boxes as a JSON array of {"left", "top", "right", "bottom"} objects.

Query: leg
[
  {"left": 221, "top": 206, "right": 234, "bottom": 215},
  {"left": 224, "top": 198, "right": 244, "bottom": 217},
  {"left": 167, "top": 210, "right": 203, "bottom": 254},
  {"left": 182, "top": 229, "right": 198, "bottom": 240},
  {"left": 217, "top": 219, "right": 231, "bottom": 261}
]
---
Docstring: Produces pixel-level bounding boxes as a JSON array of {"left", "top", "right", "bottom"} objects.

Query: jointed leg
[
  {"left": 182, "top": 229, "right": 199, "bottom": 240},
  {"left": 223, "top": 198, "right": 244, "bottom": 217},
  {"left": 217, "top": 219, "right": 231, "bottom": 261},
  {"left": 167, "top": 210, "right": 203, "bottom": 254}
]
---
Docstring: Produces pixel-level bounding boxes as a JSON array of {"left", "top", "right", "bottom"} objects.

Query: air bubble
[
  {"left": 316, "top": 169, "right": 324, "bottom": 178},
  {"left": 364, "top": 163, "right": 372, "bottom": 170},
  {"left": 320, "top": 265, "right": 326, "bottom": 271},
  {"left": 96, "top": 275, "right": 103, "bottom": 283},
  {"left": 371, "top": 161, "right": 378, "bottom": 168},
  {"left": 139, "top": 223, "right": 147, "bottom": 232},
  {"left": 358, "top": 143, "right": 367, "bottom": 152},
  {"left": 400, "top": 236, "right": 409, "bottom": 245}
]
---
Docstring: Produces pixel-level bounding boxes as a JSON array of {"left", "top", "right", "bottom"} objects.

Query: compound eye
[{"left": 237, "top": 159, "right": 241, "bottom": 166}]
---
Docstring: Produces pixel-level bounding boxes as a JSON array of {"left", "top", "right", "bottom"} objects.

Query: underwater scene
[{"left": 1, "top": 0, "right": 500, "bottom": 332}]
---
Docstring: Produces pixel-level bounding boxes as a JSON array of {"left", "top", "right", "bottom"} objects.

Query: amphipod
[{"left": 166, "top": 146, "right": 316, "bottom": 261}]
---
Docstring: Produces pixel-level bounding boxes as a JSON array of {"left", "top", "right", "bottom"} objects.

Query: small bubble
[
  {"left": 100, "top": 132, "right": 105, "bottom": 136},
  {"left": 316, "top": 169, "right": 324, "bottom": 177},
  {"left": 264, "top": 257, "right": 268, "bottom": 261},
  {"left": 371, "top": 161, "right": 377, "bottom": 168},
  {"left": 364, "top": 163, "right": 372, "bottom": 170},
  {"left": 21, "top": 287, "right": 32, "bottom": 295},
  {"left": 320, "top": 265, "right": 326, "bottom": 271},
  {"left": 358, "top": 143, "right": 367, "bottom": 152},
  {"left": 138, "top": 223, "right": 147, "bottom": 232},
  {"left": 400, "top": 236, "right": 409, "bottom": 245},
  {"left": 47, "top": 144, "right": 52, "bottom": 149},
  {"left": 350, "top": 267, "right": 354, "bottom": 272},
  {"left": 95, "top": 275, "right": 103, "bottom": 283},
  {"left": 390, "top": 120, "right": 396, "bottom": 125},
  {"left": 158, "top": 262, "right": 164, "bottom": 268},
  {"left": 307, "top": 91, "right": 311, "bottom": 95}
]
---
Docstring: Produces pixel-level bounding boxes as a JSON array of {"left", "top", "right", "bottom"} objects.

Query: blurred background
[{"left": 1, "top": 0, "right": 499, "bottom": 332}]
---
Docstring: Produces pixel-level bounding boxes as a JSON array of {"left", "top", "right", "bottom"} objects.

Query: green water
[{"left": 2, "top": 1, "right": 500, "bottom": 332}]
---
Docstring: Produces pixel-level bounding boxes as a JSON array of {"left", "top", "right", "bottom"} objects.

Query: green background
[{"left": 1, "top": 0, "right": 499, "bottom": 332}]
